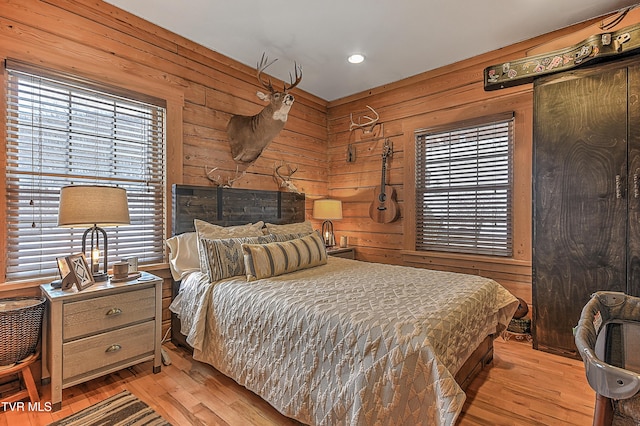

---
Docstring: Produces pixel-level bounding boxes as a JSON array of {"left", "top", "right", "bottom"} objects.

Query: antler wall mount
[
  {"left": 349, "top": 105, "right": 380, "bottom": 133},
  {"left": 274, "top": 161, "right": 300, "bottom": 194},
  {"left": 227, "top": 53, "right": 302, "bottom": 164},
  {"left": 205, "top": 166, "right": 247, "bottom": 188}
]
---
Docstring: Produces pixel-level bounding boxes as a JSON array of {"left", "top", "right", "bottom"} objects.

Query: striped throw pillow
[{"left": 242, "top": 232, "right": 327, "bottom": 281}]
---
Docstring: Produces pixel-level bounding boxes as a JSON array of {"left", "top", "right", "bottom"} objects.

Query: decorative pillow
[
  {"left": 264, "top": 221, "right": 313, "bottom": 236},
  {"left": 194, "top": 220, "right": 266, "bottom": 279},
  {"left": 199, "top": 235, "right": 275, "bottom": 282},
  {"left": 242, "top": 232, "right": 327, "bottom": 281},
  {"left": 270, "top": 232, "right": 313, "bottom": 242},
  {"left": 166, "top": 232, "right": 200, "bottom": 281},
  {"left": 194, "top": 219, "right": 265, "bottom": 239}
]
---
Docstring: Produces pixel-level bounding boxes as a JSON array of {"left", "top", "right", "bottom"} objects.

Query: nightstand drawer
[
  {"left": 63, "top": 286, "right": 155, "bottom": 340},
  {"left": 62, "top": 321, "right": 155, "bottom": 381}
]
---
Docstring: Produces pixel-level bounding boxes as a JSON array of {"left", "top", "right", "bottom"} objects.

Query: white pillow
[{"left": 166, "top": 232, "right": 200, "bottom": 281}]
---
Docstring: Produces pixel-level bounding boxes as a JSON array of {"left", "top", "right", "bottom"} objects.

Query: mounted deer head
[
  {"left": 227, "top": 53, "right": 302, "bottom": 164},
  {"left": 275, "top": 161, "right": 300, "bottom": 194}
]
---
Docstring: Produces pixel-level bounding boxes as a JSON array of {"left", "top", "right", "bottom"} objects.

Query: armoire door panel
[
  {"left": 533, "top": 62, "right": 628, "bottom": 356},
  {"left": 627, "top": 64, "right": 640, "bottom": 297}
]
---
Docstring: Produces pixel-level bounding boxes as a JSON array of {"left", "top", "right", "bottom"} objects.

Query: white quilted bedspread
[{"left": 170, "top": 257, "right": 517, "bottom": 425}]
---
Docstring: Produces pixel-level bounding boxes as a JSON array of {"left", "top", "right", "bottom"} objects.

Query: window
[
  {"left": 5, "top": 60, "right": 166, "bottom": 281},
  {"left": 415, "top": 113, "right": 514, "bottom": 256}
]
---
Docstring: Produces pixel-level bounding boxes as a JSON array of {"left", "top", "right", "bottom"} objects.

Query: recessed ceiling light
[{"left": 348, "top": 54, "right": 365, "bottom": 64}]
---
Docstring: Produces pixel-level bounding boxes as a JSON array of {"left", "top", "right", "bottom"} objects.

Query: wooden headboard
[
  {"left": 170, "top": 184, "right": 306, "bottom": 349},
  {"left": 171, "top": 184, "right": 306, "bottom": 235}
]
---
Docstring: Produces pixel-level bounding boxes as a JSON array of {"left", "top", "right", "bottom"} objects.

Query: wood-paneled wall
[{"left": 325, "top": 12, "right": 640, "bottom": 304}]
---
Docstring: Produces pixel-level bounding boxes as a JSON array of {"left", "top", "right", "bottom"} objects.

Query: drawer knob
[
  {"left": 106, "top": 308, "right": 122, "bottom": 316},
  {"left": 105, "top": 344, "right": 122, "bottom": 353}
]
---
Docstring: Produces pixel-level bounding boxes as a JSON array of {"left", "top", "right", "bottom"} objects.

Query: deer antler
[
  {"left": 349, "top": 105, "right": 380, "bottom": 132},
  {"left": 205, "top": 166, "right": 246, "bottom": 188},
  {"left": 226, "top": 165, "right": 246, "bottom": 188},
  {"left": 284, "top": 62, "right": 303, "bottom": 92},
  {"left": 205, "top": 166, "right": 223, "bottom": 186},
  {"left": 257, "top": 52, "right": 277, "bottom": 93},
  {"left": 275, "top": 162, "right": 298, "bottom": 180},
  {"left": 275, "top": 161, "right": 300, "bottom": 194}
]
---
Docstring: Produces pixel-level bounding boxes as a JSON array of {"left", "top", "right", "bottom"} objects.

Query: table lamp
[
  {"left": 57, "top": 185, "right": 130, "bottom": 281},
  {"left": 313, "top": 199, "right": 343, "bottom": 247}
]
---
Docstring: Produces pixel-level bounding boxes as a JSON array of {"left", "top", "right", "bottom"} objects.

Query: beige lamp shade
[
  {"left": 58, "top": 185, "right": 130, "bottom": 227},
  {"left": 312, "top": 199, "right": 343, "bottom": 220}
]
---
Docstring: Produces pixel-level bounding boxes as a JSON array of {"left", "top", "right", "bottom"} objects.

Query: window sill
[{"left": 401, "top": 250, "right": 531, "bottom": 277}]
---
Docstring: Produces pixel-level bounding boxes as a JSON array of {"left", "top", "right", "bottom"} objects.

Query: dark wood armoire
[{"left": 533, "top": 56, "right": 640, "bottom": 357}]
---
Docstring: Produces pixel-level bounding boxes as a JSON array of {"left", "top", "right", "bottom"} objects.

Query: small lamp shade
[
  {"left": 313, "top": 199, "right": 342, "bottom": 247},
  {"left": 57, "top": 185, "right": 130, "bottom": 282},
  {"left": 312, "top": 199, "right": 343, "bottom": 220},
  {"left": 58, "top": 185, "right": 130, "bottom": 227}
]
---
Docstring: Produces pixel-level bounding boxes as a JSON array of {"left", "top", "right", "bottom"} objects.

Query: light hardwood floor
[{"left": 1, "top": 338, "right": 596, "bottom": 426}]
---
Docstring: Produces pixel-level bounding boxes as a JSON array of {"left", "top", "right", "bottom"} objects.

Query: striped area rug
[{"left": 47, "top": 390, "right": 171, "bottom": 426}]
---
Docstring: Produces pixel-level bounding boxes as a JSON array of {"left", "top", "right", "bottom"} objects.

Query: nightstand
[
  {"left": 40, "top": 271, "right": 162, "bottom": 411},
  {"left": 327, "top": 246, "right": 355, "bottom": 259}
]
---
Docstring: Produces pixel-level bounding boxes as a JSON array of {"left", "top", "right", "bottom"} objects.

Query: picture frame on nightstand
[
  {"left": 65, "top": 253, "right": 94, "bottom": 291},
  {"left": 55, "top": 256, "right": 75, "bottom": 290}
]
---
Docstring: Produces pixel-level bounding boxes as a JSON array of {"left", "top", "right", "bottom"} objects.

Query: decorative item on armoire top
[
  {"left": 57, "top": 185, "right": 130, "bottom": 282},
  {"left": 227, "top": 53, "right": 302, "bottom": 164},
  {"left": 483, "top": 7, "right": 639, "bottom": 91},
  {"left": 370, "top": 139, "right": 400, "bottom": 224},
  {"left": 313, "top": 199, "right": 343, "bottom": 247},
  {"left": 274, "top": 161, "right": 300, "bottom": 194}
]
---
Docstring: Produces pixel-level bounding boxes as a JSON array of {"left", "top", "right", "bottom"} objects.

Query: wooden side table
[
  {"left": 327, "top": 246, "right": 355, "bottom": 259},
  {"left": 40, "top": 272, "right": 162, "bottom": 411}
]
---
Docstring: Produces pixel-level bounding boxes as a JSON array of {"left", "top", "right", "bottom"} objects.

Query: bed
[{"left": 168, "top": 184, "right": 518, "bottom": 426}]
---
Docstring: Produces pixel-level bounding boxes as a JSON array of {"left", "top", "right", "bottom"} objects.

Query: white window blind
[
  {"left": 415, "top": 113, "right": 514, "bottom": 256},
  {"left": 5, "top": 60, "right": 166, "bottom": 281}
]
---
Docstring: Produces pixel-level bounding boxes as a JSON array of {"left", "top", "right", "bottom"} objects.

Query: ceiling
[{"left": 105, "top": 0, "right": 639, "bottom": 101}]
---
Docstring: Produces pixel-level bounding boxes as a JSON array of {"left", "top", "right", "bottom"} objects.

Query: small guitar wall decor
[{"left": 370, "top": 139, "right": 400, "bottom": 223}]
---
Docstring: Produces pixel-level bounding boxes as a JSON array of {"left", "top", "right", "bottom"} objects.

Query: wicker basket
[
  {"left": 507, "top": 317, "right": 531, "bottom": 334},
  {"left": 0, "top": 297, "right": 45, "bottom": 366}
]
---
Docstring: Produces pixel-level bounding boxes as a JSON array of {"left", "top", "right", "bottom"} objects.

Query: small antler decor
[
  {"left": 205, "top": 166, "right": 246, "bottom": 188},
  {"left": 274, "top": 161, "right": 300, "bottom": 194},
  {"left": 349, "top": 105, "right": 380, "bottom": 133}
]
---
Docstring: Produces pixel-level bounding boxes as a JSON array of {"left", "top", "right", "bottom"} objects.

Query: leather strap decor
[{"left": 484, "top": 21, "right": 640, "bottom": 91}]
